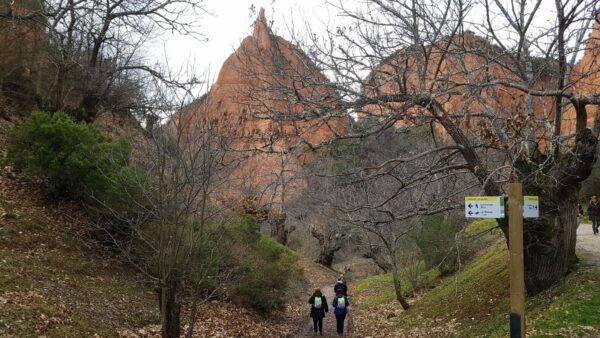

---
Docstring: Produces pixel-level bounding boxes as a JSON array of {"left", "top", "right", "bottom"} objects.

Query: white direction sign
[
  {"left": 465, "top": 196, "right": 505, "bottom": 218},
  {"left": 523, "top": 196, "right": 539, "bottom": 218}
]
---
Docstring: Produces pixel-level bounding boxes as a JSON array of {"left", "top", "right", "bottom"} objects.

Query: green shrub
[
  {"left": 223, "top": 216, "right": 303, "bottom": 314},
  {"left": 235, "top": 259, "right": 289, "bottom": 314},
  {"left": 415, "top": 212, "right": 464, "bottom": 276},
  {"left": 226, "top": 215, "right": 261, "bottom": 243},
  {"left": 5, "top": 111, "right": 131, "bottom": 202},
  {"left": 256, "top": 237, "right": 286, "bottom": 261}
]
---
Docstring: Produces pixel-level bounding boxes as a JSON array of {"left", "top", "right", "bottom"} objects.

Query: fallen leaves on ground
[
  {"left": 119, "top": 300, "right": 301, "bottom": 338},
  {"left": 351, "top": 290, "right": 458, "bottom": 337}
]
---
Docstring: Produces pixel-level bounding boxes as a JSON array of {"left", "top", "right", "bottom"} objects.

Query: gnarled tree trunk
[
  {"left": 513, "top": 129, "right": 597, "bottom": 295},
  {"left": 269, "top": 211, "right": 294, "bottom": 245},
  {"left": 522, "top": 188, "right": 578, "bottom": 295},
  {"left": 310, "top": 225, "right": 345, "bottom": 267},
  {"left": 435, "top": 96, "right": 597, "bottom": 296}
]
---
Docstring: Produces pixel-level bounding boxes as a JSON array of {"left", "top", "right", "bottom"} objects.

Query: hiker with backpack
[
  {"left": 334, "top": 275, "right": 348, "bottom": 296},
  {"left": 332, "top": 289, "right": 349, "bottom": 336},
  {"left": 308, "top": 288, "right": 328, "bottom": 335}
]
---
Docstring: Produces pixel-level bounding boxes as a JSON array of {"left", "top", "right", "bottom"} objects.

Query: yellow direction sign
[{"left": 465, "top": 196, "right": 505, "bottom": 218}]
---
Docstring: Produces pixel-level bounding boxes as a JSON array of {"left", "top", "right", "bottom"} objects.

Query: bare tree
[
  {"left": 309, "top": 216, "right": 348, "bottom": 268},
  {"left": 0, "top": 0, "right": 206, "bottom": 121},
  {"left": 90, "top": 78, "right": 238, "bottom": 337},
  {"left": 245, "top": 0, "right": 600, "bottom": 296}
]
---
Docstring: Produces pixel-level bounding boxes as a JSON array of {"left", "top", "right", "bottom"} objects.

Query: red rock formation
[
  {"left": 178, "top": 9, "right": 348, "bottom": 207},
  {"left": 363, "top": 24, "right": 600, "bottom": 149},
  {"left": 0, "top": 2, "right": 46, "bottom": 116},
  {"left": 362, "top": 32, "right": 556, "bottom": 148},
  {"left": 0, "top": 2, "right": 45, "bottom": 75},
  {"left": 562, "top": 21, "right": 600, "bottom": 134}
]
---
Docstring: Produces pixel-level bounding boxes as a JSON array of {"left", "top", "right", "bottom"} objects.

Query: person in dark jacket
[
  {"left": 588, "top": 196, "right": 600, "bottom": 235},
  {"left": 332, "top": 289, "right": 349, "bottom": 336},
  {"left": 333, "top": 275, "right": 348, "bottom": 296},
  {"left": 577, "top": 204, "right": 584, "bottom": 228},
  {"left": 308, "top": 288, "right": 328, "bottom": 335}
]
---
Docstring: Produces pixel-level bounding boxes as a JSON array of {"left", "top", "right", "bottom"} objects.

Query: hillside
[
  {"left": 351, "top": 226, "right": 600, "bottom": 337},
  {"left": 2, "top": 3, "right": 600, "bottom": 337},
  {"left": 0, "top": 167, "right": 159, "bottom": 336},
  {"left": 3, "top": 157, "right": 600, "bottom": 337},
  {"left": 0, "top": 153, "right": 337, "bottom": 337}
]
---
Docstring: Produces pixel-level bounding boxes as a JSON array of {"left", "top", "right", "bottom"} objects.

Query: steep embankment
[
  {"left": 0, "top": 167, "right": 159, "bottom": 336},
  {"left": 0, "top": 165, "right": 310, "bottom": 337},
  {"left": 0, "top": 151, "right": 345, "bottom": 337},
  {"left": 351, "top": 226, "right": 600, "bottom": 337}
]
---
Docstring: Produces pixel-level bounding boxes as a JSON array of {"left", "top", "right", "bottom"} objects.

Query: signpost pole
[{"left": 508, "top": 182, "right": 526, "bottom": 337}]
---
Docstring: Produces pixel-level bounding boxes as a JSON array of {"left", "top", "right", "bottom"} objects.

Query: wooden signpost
[
  {"left": 508, "top": 182, "right": 526, "bottom": 338},
  {"left": 465, "top": 182, "right": 534, "bottom": 338}
]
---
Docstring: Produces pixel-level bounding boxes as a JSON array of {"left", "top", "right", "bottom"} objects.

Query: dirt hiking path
[
  {"left": 295, "top": 260, "right": 355, "bottom": 337},
  {"left": 577, "top": 223, "right": 600, "bottom": 266}
]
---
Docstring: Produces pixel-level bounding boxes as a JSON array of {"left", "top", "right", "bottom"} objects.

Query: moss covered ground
[{"left": 353, "top": 237, "right": 600, "bottom": 337}]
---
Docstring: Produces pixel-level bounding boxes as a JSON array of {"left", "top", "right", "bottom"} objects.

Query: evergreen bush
[
  {"left": 224, "top": 216, "right": 303, "bottom": 314},
  {"left": 415, "top": 213, "right": 466, "bottom": 276},
  {"left": 5, "top": 111, "right": 131, "bottom": 203}
]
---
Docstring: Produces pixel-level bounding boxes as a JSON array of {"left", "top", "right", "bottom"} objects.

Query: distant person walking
[
  {"left": 308, "top": 288, "right": 328, "bottom": 336},
  {"left": 334, "top": 275, "right": 348, "bottom": 296},
  {"left": 332, "top": 289, "right": 349, "bottom": 336},
  {"left": 576, "top": 204, "right": 584, "bottom": 228},
  {"left": 588, "top": 196, "right": 600, "bottom": 235}
]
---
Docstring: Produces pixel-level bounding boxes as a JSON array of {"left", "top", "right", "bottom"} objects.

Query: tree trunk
[
  {"left": 160, "top": 277, "right": 181, "bottom": 338},
  {"left": 509, "top": 129, "right": 597, "bottom": 295},
  {"left": 392, "top": 268, "right": 410, "bottom": 310},
  {"left": 269, "top": 212, "right": 293, "bottom": 245},
  {"left": 433, "top": 96, "right": 597, "bottom": 296},
  {"left": 311, "top": 228, "right": 344, "bottom": 268},
  {"left": 319, "top": 247, "right": 336, "bottom": 268},
  {"left": 518, "top": 183, "right": 579, "bottom": 296}
]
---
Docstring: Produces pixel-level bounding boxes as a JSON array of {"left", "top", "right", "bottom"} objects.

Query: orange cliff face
[
  {"left": 177, "top": 8, "right": 349, "bottom": 207},
  {"left": 0, "top": 3, "right": 45, "bottom": 76},
  {"left": 0, "top": 3, "right": 46, "bottom": 116},
  {"left": 562, "top": 21, "right": 600, "bottom": 135},
  {"left": 361, "top": 32, "right": 556, "bottom": 149}
]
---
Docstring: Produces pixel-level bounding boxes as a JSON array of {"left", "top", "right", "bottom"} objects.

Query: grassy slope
[
  {"left": 0, "top": 199, "right": 158, "bottom": 337},
  {"left": 354, "top": 237, "right": 600, "bottom": 337}
]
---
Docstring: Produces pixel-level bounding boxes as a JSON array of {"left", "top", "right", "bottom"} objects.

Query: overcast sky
[
  {"left": 149, "top": 0, "right": 592, "bottom": 88},
  {"left": 152, "top": 0, "right": 347, "bottom": 80}
]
